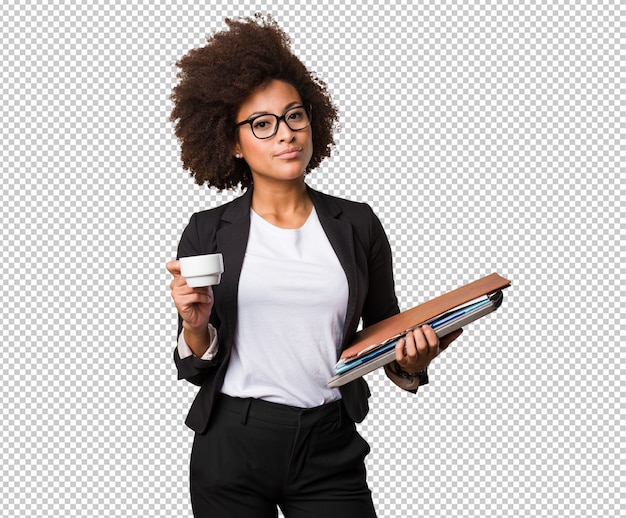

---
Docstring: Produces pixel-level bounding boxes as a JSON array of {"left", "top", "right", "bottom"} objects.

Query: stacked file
[{"left": 328, "top": 273, "right": 511, "bottom": 388}]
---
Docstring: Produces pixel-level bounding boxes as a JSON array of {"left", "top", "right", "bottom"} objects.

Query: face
[{"left": 234, "top": 80, "right": 313, "bottom": 186}]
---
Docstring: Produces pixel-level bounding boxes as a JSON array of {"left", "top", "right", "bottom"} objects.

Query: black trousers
[{"left": 190, "top": 394, "right": 378, "bottom": 518}]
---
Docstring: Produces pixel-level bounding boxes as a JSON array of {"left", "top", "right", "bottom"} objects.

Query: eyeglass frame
[{"left": 235, "top": 104, "right": 312, "bottom": 140}]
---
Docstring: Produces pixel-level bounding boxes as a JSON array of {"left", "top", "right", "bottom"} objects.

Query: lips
[{"left": 275, "top": 147, "right": 303, "bottom": 159}]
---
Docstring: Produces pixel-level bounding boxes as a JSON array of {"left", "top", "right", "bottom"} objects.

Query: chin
[{"left": 278, "top": 164, "right": 308, "bottom": 179}]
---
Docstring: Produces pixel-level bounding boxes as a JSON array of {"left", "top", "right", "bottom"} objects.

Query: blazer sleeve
[
  {"left": 361, "top": 205, "right": 401, "bottom": 328},
  {"left": 172, "top": 212, "right": 220, "bottom": 386}
]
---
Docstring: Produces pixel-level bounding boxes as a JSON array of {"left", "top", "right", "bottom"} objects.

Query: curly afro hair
[{"left": 170, "top": 14, "right": 339, "bottom": 190}]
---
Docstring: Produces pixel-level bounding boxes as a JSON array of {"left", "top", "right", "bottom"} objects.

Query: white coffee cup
[{"left": 179, "top": 253, "right": 224, "bottom": 287}]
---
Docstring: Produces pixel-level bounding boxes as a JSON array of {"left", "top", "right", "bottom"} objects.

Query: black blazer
[{"left": 174, "top": 185, "right": 401, "bottom": 433}]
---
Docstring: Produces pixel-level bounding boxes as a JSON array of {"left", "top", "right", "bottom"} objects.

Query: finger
[
  {"left": 170, "top": 284, "right": 208, "bottom": 306},
  {"left": 166, "top": 260, "right": 181, "bottom": 276},
  {"left": 412, "top": 328, "right": 429, "bottom": 356},
  {"left": 395, "top": 337, "right": 406, "bottom": 363},
  {"left": 422, "top": 325, "right": 441, "bottom": 353},
  {"left": 395, "top": 333, "right": 417, "bottom": 370},
  {"left": 404, "top": 330, "right": 419, "bottom": 360},
  {"left": 170, "top": 275, "right": 189, "bottom": 291},
  {"left": 173, "top": 285, "right": 211, "bottom": 304},
  {"left": 177, "top": 289, "right": 212, "bottom": 304}
]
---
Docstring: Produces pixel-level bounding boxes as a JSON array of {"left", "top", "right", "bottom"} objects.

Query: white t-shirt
[{"left": 220, "top": 207, "right": 349, "bottom": 407}]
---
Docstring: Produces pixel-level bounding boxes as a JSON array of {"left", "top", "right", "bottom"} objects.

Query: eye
[
  {"left": 252, "top": 116, "right": 273, "bottom": 129},
  {"left": 287, "top": 109, "right": 304, "bottom": 121}
]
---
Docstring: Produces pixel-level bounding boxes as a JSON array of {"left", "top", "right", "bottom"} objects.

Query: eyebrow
[{"left": 245, "top": 101, "right": 302, "bottom": 119}]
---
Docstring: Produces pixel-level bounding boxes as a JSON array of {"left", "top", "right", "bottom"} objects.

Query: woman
[{"left": 166, "top": 14, "right": 462, "bottom": 518}]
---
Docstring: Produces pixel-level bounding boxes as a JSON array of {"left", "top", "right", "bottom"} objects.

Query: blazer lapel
[
  {"left": 308, "top": 187, "right": 360, "bottom": 350},
  {"left": 215, "top": 188, "right": 253, "bottom": 331}
]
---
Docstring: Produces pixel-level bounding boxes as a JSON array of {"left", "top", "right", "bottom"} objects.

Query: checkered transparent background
[{"left": 1, "top": 0, "right": 624, "bottom": 516}]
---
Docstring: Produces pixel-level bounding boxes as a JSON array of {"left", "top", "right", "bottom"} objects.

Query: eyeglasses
[{"left": 236, "top": 104, "right": 312, "bottom": 139}]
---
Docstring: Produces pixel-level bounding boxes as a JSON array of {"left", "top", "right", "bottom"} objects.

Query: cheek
[
  {"left": 305, "top": 134, "right": 314, "bottom": 162},
  {"left": 240, "top": 136, "right": 265, "bottom": 158},
  {"left": 300, "top": 128, "right": 313, "bottom": 151}
]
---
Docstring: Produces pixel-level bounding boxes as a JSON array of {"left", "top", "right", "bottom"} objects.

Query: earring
[{"left": 235, "top": 153, "right": 241, "bottom": 159}]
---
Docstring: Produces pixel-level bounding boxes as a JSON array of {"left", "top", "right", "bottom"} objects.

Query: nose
[{"left": 275, "top": 116, "right": 295, "bottom": 141}]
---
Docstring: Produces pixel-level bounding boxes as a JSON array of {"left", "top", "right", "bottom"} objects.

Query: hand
[
  {"left": 394, "top": 325, "right": 463, "bottom": 374},
  {"left": 166, "top": 260, "right": 214, "bottom": 331}
]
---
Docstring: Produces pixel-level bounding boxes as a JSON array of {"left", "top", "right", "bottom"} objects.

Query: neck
[{"left": 250, "top": 179, "right": 313, "bottom": 229}]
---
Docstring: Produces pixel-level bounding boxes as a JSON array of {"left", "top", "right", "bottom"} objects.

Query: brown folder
[
  {"left": 328, "top": 272, "right": 511, "bottom": 388},
  {"left": 341, "top": 272, "right": 511, "bottom": 362}
]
